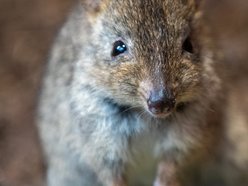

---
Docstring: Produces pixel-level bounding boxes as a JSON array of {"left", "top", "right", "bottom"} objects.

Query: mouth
[
  {"left": 147, "top": 111, "right": 172, "bottom": 119},
  {"left": 146, "top": 101, "right": 190, "bottom": 119}
]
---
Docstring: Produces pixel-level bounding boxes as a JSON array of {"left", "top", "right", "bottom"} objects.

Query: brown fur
[{"left": 37, "top": 0, "right": 220, "bottom": 185}]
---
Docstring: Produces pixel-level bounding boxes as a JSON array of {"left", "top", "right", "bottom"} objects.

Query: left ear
[{"left": 188, "top": 0, "right": 202, "bottom": 9}]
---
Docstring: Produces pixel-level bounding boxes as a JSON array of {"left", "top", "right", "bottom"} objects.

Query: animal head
[{"left": 75, "top": 0, "right": 214, "bottom": 118}]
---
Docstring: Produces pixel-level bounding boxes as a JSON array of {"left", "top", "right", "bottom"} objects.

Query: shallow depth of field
[{"left": 0, "top": 0, "right": 247, "bottom": 186}]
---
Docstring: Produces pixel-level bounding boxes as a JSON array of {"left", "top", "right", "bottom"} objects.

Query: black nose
[{"left": 147, "top": 89, "right": 175, "bottom": 115}]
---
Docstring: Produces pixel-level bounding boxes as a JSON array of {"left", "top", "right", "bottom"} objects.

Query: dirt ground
[{"left": 0, "top": 0, "right": 248, "bottom": 186}]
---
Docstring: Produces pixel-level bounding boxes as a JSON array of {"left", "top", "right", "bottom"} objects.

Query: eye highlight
[{"left": 111, "top": 40, "right": 127, "bottom": 57}]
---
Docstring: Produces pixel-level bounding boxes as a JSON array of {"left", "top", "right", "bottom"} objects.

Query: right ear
[{"left": 80, "top": 0, "right": 109, "bottom": 14}]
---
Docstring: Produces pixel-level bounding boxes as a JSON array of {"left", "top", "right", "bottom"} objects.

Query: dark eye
[
  {"left": 182, "top": 36, "right": 194, "bottom": 54},
  {"left": 111, "top": 40, "right": 127, "bottom": 57}
]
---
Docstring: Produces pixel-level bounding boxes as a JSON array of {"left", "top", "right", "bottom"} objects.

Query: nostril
[
  {"left": 176, "top": 102, "right": 188, "bottom": 112},
  {"left": 147, "top": 99, "right": 166, "bottom": 114},
  {"left": 147, "top": 96, "right": 176, "bottom": 115},
  {"left": 167, "top": 98, "right": 176, "bottom": 111}
]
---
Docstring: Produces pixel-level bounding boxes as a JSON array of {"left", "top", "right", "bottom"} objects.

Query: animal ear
[
  {"left": 187, "top": 0, "right": 201, "bottom": 9},
  {"left": 196, "top": 0, "right": 202, "bottom": 9},
  {"left": 81, "top": 0, "right": 109, "bottom": 13}
]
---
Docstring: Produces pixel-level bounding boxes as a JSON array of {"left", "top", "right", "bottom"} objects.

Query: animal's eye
[
  {"left": 182, "top": 36, "right": 194, "bottom": 54},
  {"left": 111, "top": 40, "right": 127, "bottom": 57}
]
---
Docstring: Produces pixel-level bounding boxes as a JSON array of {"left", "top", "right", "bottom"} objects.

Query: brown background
[
  {"left": 0, "top": 1, "right": 75, "bottom": 185},
  {"left": 0, "top": 0, "right": 248, "bottom": 186}
]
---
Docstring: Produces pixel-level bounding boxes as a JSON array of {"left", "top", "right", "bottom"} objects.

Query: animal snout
[{"left": 147, "top": 89, "right": 176, "bottom": 116}]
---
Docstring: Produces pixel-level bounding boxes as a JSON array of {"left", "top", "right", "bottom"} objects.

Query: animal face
[{"left": 79, "top": 0, "right": 205, "bottom": 118}]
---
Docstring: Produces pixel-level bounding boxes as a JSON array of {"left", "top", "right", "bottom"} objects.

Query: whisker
[
  {"left": 137, "top": 110, "right": 147, "bottom": 121},
  {"left": 120, "top": 105, "right": 141, "bottom": 114}
]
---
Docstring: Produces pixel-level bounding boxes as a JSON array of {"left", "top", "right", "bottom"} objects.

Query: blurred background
[
  {"left": 0, "top": 1, "right": 75, "bottom": 185},
  {"left": 0, "top": 0, "right": 247, "bottom": 186}
]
